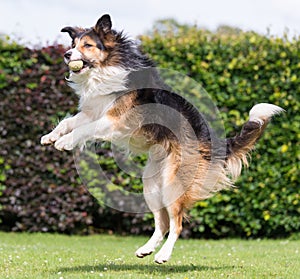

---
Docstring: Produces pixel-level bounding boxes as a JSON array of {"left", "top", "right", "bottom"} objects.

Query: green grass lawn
[{"left": 0, "top": 232, "right": 299, "bottom": 279}]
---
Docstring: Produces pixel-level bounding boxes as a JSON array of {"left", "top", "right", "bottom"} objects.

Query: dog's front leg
[
  {"left": 54, "top": 115, "right": 114, "bottom": 151},
  {"left": 41, "top": 112, "right": 91, "bottom": 146}
]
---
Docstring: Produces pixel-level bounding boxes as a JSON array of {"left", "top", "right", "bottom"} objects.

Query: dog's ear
[
  {"left": 61, "top": 26, "right": 78, "bottom": 39},
  {"left": 95, "top": 14, "right": 112, "bottom": 34}
]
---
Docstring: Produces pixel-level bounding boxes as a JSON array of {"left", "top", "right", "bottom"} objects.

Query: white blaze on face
[{"left": 64, "top": 48, "right": 83, "bottom": 63}]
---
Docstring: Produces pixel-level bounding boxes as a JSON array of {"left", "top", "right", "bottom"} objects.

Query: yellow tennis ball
[{"left": 68, "top": 60, "right": 84, "bottom": 72}]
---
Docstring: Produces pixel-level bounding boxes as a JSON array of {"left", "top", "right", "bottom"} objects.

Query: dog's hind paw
[
  {"left": 135, "top": 246, "right": 154, "bottom": 258},
  {"left": 154, "top": 250, "right": 171, "bottom": 264}
]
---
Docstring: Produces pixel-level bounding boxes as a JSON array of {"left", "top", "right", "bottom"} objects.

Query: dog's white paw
[
  {"left": 135, "top": 245, "right": 155, "bottom": 258},
  {"left": 154, "top": 250, "right": 171, "bottom": 264},
  {"left": 54, "top": 133, "right": 75, "bottom": 151},
  {"left": 41, "top": 132, "right": 60, "bottom": 145}
]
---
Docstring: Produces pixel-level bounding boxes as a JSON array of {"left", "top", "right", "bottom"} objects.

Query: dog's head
[{"left": 61, "top": 14, "right": 120, "bottom": 74}]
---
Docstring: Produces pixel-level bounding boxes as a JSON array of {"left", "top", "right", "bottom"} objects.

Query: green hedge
[
  {"left": 140, "top": 22, "right": 300, "bottom": 237},
  {"left": 0, "top": 21, "right": 299, "bottom": 238},
  {"left": 0, "top": 38, "right": 99, "bottom": 233}
]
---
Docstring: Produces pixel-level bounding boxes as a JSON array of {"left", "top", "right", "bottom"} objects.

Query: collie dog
[{"left": 41, "top": 14, "right": 283, "bottom": 263}]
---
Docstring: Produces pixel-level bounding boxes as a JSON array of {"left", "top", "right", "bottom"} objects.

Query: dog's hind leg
[
  {"left": 154, "top": 199, "right": 184, "bottom": 264},
  {"left": 136, "top": 158, "right": 172, "bottom": 258},
  {"left": 136, "top": 160, "right": 170, "bottom": 258},
  {"left": 135, "top": 208, "right": 169, "bottom": 258}
]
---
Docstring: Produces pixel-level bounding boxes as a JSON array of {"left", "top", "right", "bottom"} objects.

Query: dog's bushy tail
[{"left": 225, "top": 103, "right": 284, "bottom": 179}]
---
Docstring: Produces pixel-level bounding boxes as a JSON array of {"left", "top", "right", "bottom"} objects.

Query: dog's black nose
[{"left": 64, "top": 51, "right": 72, "bottom": 59}]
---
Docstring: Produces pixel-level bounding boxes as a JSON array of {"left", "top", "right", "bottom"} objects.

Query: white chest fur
[{"left": 67, "top": 65, "right": 129, "bottom": 118}]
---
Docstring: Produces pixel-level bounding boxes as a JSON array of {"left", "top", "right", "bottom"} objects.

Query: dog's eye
[{"left": 84, "top": 43, "right": 93, "bottom": 48}]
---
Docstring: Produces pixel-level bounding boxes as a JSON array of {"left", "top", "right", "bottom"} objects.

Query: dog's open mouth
[{"left": 68, "top": 60, "right": 91, "bottom": 74}]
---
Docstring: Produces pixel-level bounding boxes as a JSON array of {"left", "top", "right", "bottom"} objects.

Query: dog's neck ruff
[{"left": 67, "top": 66, "right": 129, "bottom": 99}]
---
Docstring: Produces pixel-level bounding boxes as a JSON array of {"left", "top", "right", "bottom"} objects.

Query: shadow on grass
[{"left": 58, "top": 263, "right": 233, "bottom": 275}]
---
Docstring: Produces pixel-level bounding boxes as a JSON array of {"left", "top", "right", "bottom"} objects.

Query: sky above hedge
[{"left": 1, "top": 0, "right": 300, "bottom": 46}]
